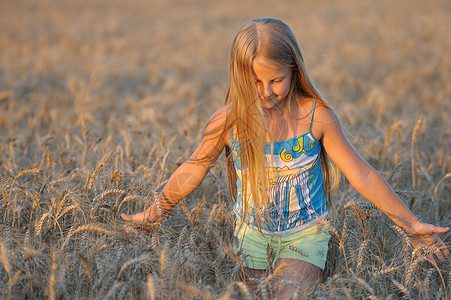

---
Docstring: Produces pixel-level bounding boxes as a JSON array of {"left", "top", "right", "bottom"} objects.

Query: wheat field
[{"left": 0, "top": 0, "right": 450, "bottom": 299}]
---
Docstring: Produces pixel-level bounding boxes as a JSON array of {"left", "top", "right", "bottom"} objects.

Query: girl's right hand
[{"left": 121, "top": 204, "right": 164, "bottom": 224}]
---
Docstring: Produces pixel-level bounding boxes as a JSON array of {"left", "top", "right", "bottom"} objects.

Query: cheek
[{"left": 275, "top": 83, "right": 291, "bottom": 97}]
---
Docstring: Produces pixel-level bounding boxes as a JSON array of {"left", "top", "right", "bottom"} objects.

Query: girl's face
[{"left": 252, "top": 56, "right": 292, "bottom": 110}]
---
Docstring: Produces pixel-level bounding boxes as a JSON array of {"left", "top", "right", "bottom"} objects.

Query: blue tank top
[{"left": 229, "top": 100, "right": 328, "bottom": 236}]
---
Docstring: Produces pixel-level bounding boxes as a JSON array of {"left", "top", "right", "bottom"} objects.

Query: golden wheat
[
  {"left": 61, "top": 224, "right": 116, "bottom": 251},
  {"left": 118, "top": 252, "right": 152, "bottom": 278},
  {"left": 86, "top": 152, "right": 112, "bottom": 190},
  {"left": 14, "top": 168, "right": 42, "bottom": 180},
  {"left": 146, "top": 274, "right": 156, "bottom": 300},
  {"left": 174, "top": 282, "right": 213, "bottom": 300},
  {"left": 411, "top": 116, "right": 423, "bottom": 188},
  {"left": 47, "top": 251, "right": 58, "bottom": 300},
  {"left": 78, "top": 253, "right": 92, "bottom": 283},
  {"left": 392, "top": 279, "right": 411, "bottom": 299},
  {"left": 220, "top": 281, "right": 252, "bottom": 300},
  {"left": 0, "top": 0, "right": 449, "bottom": 298},
  {"left": 0, "top": 242, "right": 11, "bottom": 285},
  {"left": 94, "top": 188, "right": 125, "bottom": 202}
]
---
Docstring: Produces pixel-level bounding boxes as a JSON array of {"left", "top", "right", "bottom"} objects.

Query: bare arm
[
  {"left": 121, "top": 105, "right": 228, "bottom": 224},
  {"left": 316, "top": 106, "right": 449, "bottom": 263}
]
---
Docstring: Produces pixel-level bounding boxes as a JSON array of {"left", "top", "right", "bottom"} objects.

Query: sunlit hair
[{"left": 203, "top": 18, "right": 340, "bottom": 230}]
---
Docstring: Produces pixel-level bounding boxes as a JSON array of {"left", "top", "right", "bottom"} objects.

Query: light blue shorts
[{"left": 234, "top": 221, "right": 330, "bottom": 270}]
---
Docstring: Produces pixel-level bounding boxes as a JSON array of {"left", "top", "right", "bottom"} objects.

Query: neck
[
  {"left": 263, "top": 98, "right": 299, "bottom": 142},
  {"left": 263, "top": 96, "right": 298, "bottom": 122}
]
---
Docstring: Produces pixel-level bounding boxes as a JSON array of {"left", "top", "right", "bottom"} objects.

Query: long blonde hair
[{"left": 223, "top": 18, "right": 339, "bottom": 225}]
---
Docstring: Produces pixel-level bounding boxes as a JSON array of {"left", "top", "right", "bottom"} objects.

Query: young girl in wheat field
[{"left": 122, "top": 17, "right": 449, "bottom": 296}]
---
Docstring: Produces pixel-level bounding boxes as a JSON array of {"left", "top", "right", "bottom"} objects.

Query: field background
[{"left": 0, "top": 0, "right": 450, "bottom": 299}]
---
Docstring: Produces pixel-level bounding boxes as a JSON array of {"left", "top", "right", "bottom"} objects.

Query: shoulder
[
  {"left": 205, "top": 104, "right": 228, "bottom": 130},
  {"left": 204, "top": 104, "right": 231, "bottom": 144},
  {"left": 310, "top": 99, "right": 341, "bottom": 141},
  {"left": 313, "top": 101, "right": 338, "bottom": 123}
]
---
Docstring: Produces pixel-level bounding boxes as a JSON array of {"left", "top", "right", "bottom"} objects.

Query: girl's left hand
[{"left": 404, "top": 221, "right": 450, "bottom": 265}]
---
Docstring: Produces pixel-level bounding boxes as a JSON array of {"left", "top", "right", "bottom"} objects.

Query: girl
[{"left": 122, "top": 18, "right": 449, "bottom": 296}]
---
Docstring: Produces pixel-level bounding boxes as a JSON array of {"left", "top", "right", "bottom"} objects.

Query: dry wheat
[
  {"left": 14, "top": 168, "right": 42, "bottom": 180},
  {"left": 0, "top": 242, "right": 11, "bottom": 282},
  {"left": 118, "top": 252, "right": 152, "bottom": 278},
  {"left": 411, "top": 116, "right": 423, "bottom": 188},
  {"left": 47, "top": 251, "right": 58, "bottom": 300},
  {"left": 146, "top": 274, "right": 156, "bottom": 300},
  {"left": 175, "top": 282, "right": 213, "bottom": 300},
  {"left": 392, "top": 279, "right": 411, "bottom": 300},
  {"left": 78, "top": 253, "right": 92, "bottom": 283},
  {"left": 94, "top": 188, "right": 125, "bottom": 202}
]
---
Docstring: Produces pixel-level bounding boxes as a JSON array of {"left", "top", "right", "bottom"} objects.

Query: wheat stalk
[
  {"left": 379, "top": 266, "right": 398, "bottom": 275},
  {"left": 390, "top": 225, "right": 412, "bottom": 247},
  {"left": 152, "top": 190, "right": 163, "bottom": 217},
  {"left": 94, "top": 188, "right": 125, "bottom": 202},
  {"left": 411, "top": 116, "right": 423, "bottom": 188},
  {"left": 356, "top": 240, "right": 368, "bottom": 269},
  {"left": 354, "top": 274, "right": 374, "bottom": 295},
  {"left": 110, "top": 169, "right": 122, "bottom": 186},
  {"left": 116, "top": 195, "right": 141, "bottom": 213},
  {"left": 179, "top": 200, "right": 193, "bottom": 224},
  {"left": 405, "top": 256, "right": 428, "bottom": 285},
  {"left": 219, "top": 281, "right": 252, "bottom": 300},
  {"left": 0, "top": 242, "right": 11, "bottom": 288},
  {"left": 392, "top": 279, "right": 411, "bottom": 299},
  {"left": 35, "top": 213, "right": 51, "bottom": 237},
  {"left": 160, "top": 247, "right": 166, "bottom": 278},
  {"left": 81, "top": 117, "right": 87, "bottom": 144},
  {"left": 47, "top": 251, "right": 58, "bottom": 300},
  {"left": 86, "top": 151, "right": 111, "bottom": 190},
  {"left": 146, "top": 274, "right": 156, "bottom": 300},
  {"left": 175, "top": 282, "right": 213, "bottom": 300},
  {"left": 191, "top": 196, "right": 205, "bottom": 225},
  {"left": 57, "top": 205, "right": 81, "bottom": 220},
  {"left": 14, "top": 168, "right": 42, "bottom": 180},
  {"left": 387, "top": 161, "right": 406, "bottom": 184},
  {"left": 61, "top": 224, "right": 116, "bottom": 251},
  {"left": 118, "top": 252, "right": 152, "bottom": 278},
  {"left": 423, "top": 268, "right": 433, "bottom": 299},
  {"left": 105, "top": 281, "right": 123, "bottom": 299},
  {"left": 78, "top": 254, "right": 92, "bottom": 283},
  {"left": 432, "top": 172, "right": 451, "bottom": 220},
  {"left": 138, "top": 165, "right": 153, "bottom": 177},
  {"left": 55, "top": 190, "right": 69, "bottom": 217},
  {"left": 280, "top": 245, "right": 308, "bottom": 258},
  {"left": 3, "top": 189, "right": 9, "bottom": 207},
  {"left": 267, "top": 262, "right": 288, "bottom": 284}
]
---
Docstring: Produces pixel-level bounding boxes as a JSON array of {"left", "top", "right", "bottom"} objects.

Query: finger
[
  {"left": 121, "top": 213, "right": 131, "bottom": 221},
  {"left": 427, "top": 254, "right": 437, "bottom": 266},
  {"left": 432, "top": 235, "right": 450, "bottom": 257},
  {"left": 434, "top": 250, "right": 446, "bottom": 264},
  {"left": 432, "top": 226, "right": 450, "bottom": 234},
  {"left": 121, "top": 213, "right": 143, "bottom": 222},
  {"left": 438, "top": 244, "right": 450, "bottom": 257},
  {"left": 121, "top": 212, "right": 146, "bottom": 222}
]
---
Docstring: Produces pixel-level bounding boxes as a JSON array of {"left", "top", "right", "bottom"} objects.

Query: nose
[{"left": 259, "top": 82, "right": 273, "bottom": 99}]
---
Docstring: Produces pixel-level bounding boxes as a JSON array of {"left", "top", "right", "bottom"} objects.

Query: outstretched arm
[
  {"left": 317, "top": 106, "right": 449, "bottom": 264},
  {"left": 121, "top": 105, "right": 228, "bottom": 224}
]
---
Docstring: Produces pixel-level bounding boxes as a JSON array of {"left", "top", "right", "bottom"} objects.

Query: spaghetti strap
[{"left": 308, "top": 100, "right": 316, "bottom": 132}]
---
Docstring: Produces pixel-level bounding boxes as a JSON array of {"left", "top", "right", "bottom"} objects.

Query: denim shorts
[{"left": 234, "top": 221, "right": 330, "bottom": 270}]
